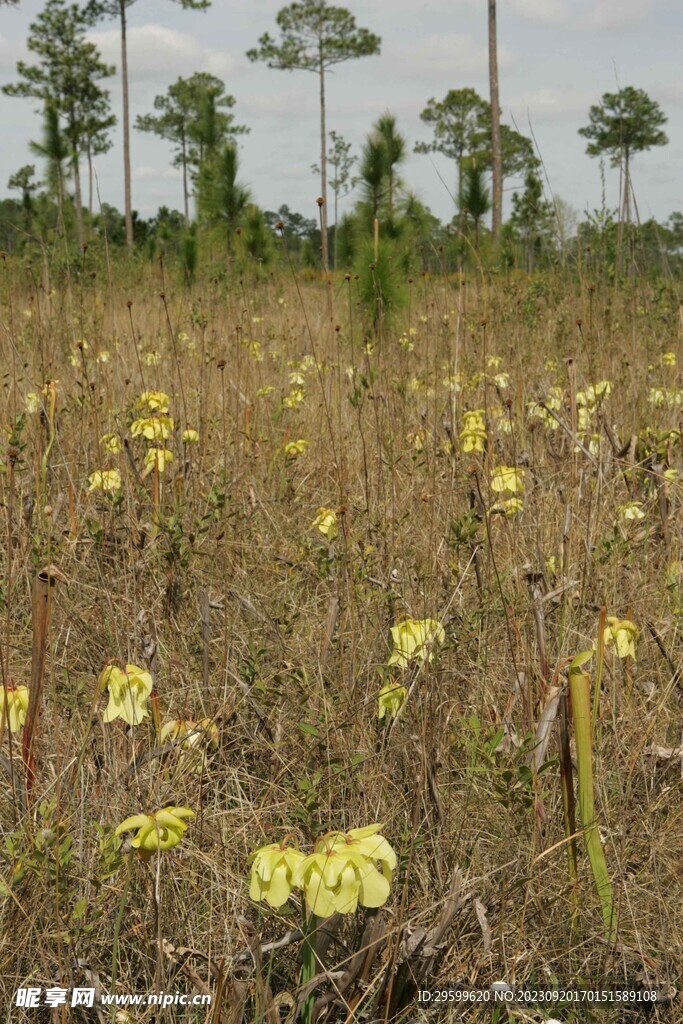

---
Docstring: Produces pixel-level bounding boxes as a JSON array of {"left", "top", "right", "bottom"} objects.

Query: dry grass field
[{"left": 1, "top": 256, "right": 682, "bottom": 1022}]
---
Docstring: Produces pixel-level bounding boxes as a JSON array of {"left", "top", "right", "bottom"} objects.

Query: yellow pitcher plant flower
[
  {"left": 459, "top": 428, "right": 487, "bottom": 454},
  {"left": 311, "top": 507, "right": 338, "bottom": 541},
  {"left": 249, "top": 839, "right": 306, "bottom": 908},
  {"left": 491, "top": 465, "right": 524, "bottom": 494},
  {"left": 661, "top": 351, "right": 676, "bottom": 367},
  {"left": 491, "top": 496, "right": 524, "bottom": 517},
  {"left": 182, "top": 427, "right": 199, "bottom": 443},
  {"left": 131, "top": 415, "right": 174, "bottom": 441},
  {"left": 618, "top": 501, "right": 646, "bottom": 522},
  {"left": 603, "top": 617, "right": 638, "bottom": 660},
  {"left": 1, "top": 683, "right": 29, "bottom": 733},
  {"left": 100, "top": 432, "right": 122, "bottom": 454},
  {"left": 378, "top": 680, "right": 407, "bottom": 721},
  {"left": 116, "top": 806, "right": 194, "bottom": 856},
  {"left": 283, "top": 439, "right": 309, "bottom": 458},
  {"left": 88, "top": 469, "right": 122, "bottom": 493},
  {"left": 100, "top": 663, "right": 154, "bottom": 726},
  {"left": 329, "top": 824, "right": 397, "bottom": 880},
  {"left": 160, "top": 718, "right": 219, "bottom": 772},
  {"left": 137, "top": 390, "right": 170, "bottom": 413},
  {"left": 144, "top": 448, "right": 173, "bottom": 473},
  {"left": 388, "top": 617, "right": 445, "bottom": 669},
  {"left": 283, "top": 388, "right": 306, "bottom": 408},
  {"left": 462, "top": 410, "right": 485, "bottom": 433},
  {"left": 293, "top": 825, "right": 396, "bottom": 917}
]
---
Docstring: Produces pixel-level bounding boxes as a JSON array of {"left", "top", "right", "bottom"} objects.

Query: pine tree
[
  {"left": 136, "top": 73, "right": 247, "bottom": 225},
  {"left": 3, "top": 0, "right": 115, "bottom": 247},
  {"left": 247, "top": 0, "right": 380, "bottom": 271},
  {"left": 87, "top": 0, "right": 211, "bottom": 251}
]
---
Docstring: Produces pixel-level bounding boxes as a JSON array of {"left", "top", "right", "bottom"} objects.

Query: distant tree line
[{"left": 0, "top": 0, "right": 676, "bottom": 280}]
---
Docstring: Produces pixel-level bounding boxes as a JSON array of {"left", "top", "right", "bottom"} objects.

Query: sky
[{"left": 1, "top": 0, "right": 682, "bottom": 227}]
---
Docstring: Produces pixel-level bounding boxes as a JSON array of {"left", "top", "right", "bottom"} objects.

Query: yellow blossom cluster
[{"left": 249, "top": 824, "right": 396, "bottom": 916}]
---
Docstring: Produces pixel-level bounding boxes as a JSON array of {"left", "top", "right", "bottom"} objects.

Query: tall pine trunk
[
  {"left": 87, "top": 142, "right": 94, "bottom": 225},
  {"left": 72, "top": 150, "right": 85, "bottom": 248},
  {"left": 120, "top": 0, "right": 133, "bottom": 251},
  {"left": 488, "top": 0, "right": 502, "bottom": 239},
  {"left": 318, "top": 55, "right": 329, "bottom": 272},
  {"left": 181, "top": 135, "right": 190, "bottom": 227}
]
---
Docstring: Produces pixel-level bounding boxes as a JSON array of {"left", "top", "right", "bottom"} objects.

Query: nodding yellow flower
[
  {"left": 289, "top": 371, "right": 306, "bottom": 386},
  {"left": 1, "top": 683, "right": 29, "bottom": 733},
  {"left": 256, "top": 385, "right": 275, "bottom": 397},
  {"left": 293, "top": 826, "right": 396, "bottom": 917},
  {"left": 462, "top": 410, "right": 485, "bottom": 433},
  {"left": 490, "top": 405, "right": 512, "bottom": 434},
  {"left": 100, "top": 663, "right": 153, "bottom": 726},
  {"left": 459, "top": 428, "right": 487, "bottom": 454},
  {"left": 143, "top": 351, "right": 161, "bottom": 367},
  {"left": 398, "top": 332, "right": 414, "bottom": 352},
  {"left": 661, "top": 351, "right": 676, "bottom": 367},
  {"left": 160, "top": 718, "right": 219, "bottom": 770},
  {"left": 546, "top": 386, "right": 564, "bottom": 411},
  {"left": 378, "top": 680, "right": 407, "bottom": 721},
  {"left": 487, "top": 355, "right": 502, "bottom": 370},
  {"left": 618, "top": 501, "right": 645, "bottom": 522},
  {"left": 97, "top": 350, "right": 110, "bottom": 364},
  {"left": 100, "top": 432, "right": 122, "bottom": 454},
  {"left": 283, "top": 388, "right": 306, "bottom": 408},
  {"left": 577, "top": 406, "right": 591, "bottom": 434},
  {"left": 603, "top": 617, "right": 638, "bottom": 660},
  {"left": 328, "top": 824, "right": 397, "bottom": 882},
  {"left": 493, "top": 372, "right": 511, "bottom": 389},
  {"left": 491, "top": 496, "right": 523, "bottom": 517},
  {"left": 144, "top": 448, "right": 173, "bottom": 473},
  {"left": 138, "top": 390, "right": 170, "bottom": 413},
  {"left": 182, "top": 428, "right": 199, "bottom": 444},
  {"left": 283, "top": 439, "right": 308, "bottom": 458},
  {"left": 249, "top": 840, "right": 306, "bottom": 907},
  {"left": 388, "top": 617, "right": 445, "bottom": 670},
  {"left": 88, "top": 469, "right": 122, "bottom": 493},
  {"left": 311, "top": 507, "right": 338, "bottom": 541},
  {"left": 131, "top": 415, "right": 174, "bottom": 441},
  {"left": 116, "top": 806, "right": 194, "bottom": 856},
  {"left": 491, "top": 465, "right": 524, "bottom": 494},
  {"left": 25, "top": 392, "right": 41, "bottom": 414}
]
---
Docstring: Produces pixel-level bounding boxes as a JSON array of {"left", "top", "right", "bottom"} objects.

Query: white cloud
[
  {"left": 133, "top": 165, "right": 181, "bottom": 181},
  {"left": 507, "top": 87, "right": 592, "bottom": 124},
  {"left": 586, "top": 0, "right": 659, "bottom": 30},
  {"left": 511, "top": 0, "right": 569, "bottom": 25},
  {"left": 392, "top": 33, "right": 514, "bottom": 80},
  {"left": 240, "top": 85, "right": 315, "bottom": 118},
  {"left": 86, "top": 24, "right": 243, "bottom": 83}
]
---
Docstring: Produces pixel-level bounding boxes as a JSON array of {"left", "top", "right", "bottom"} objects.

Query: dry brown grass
[{"left": 0, "top": 257, "right": 682, "bottom": 1022}]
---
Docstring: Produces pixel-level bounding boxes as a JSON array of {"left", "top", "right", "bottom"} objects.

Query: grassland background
[{"left": 0, "top": 253, "right": 682, "bottom": 1022}]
